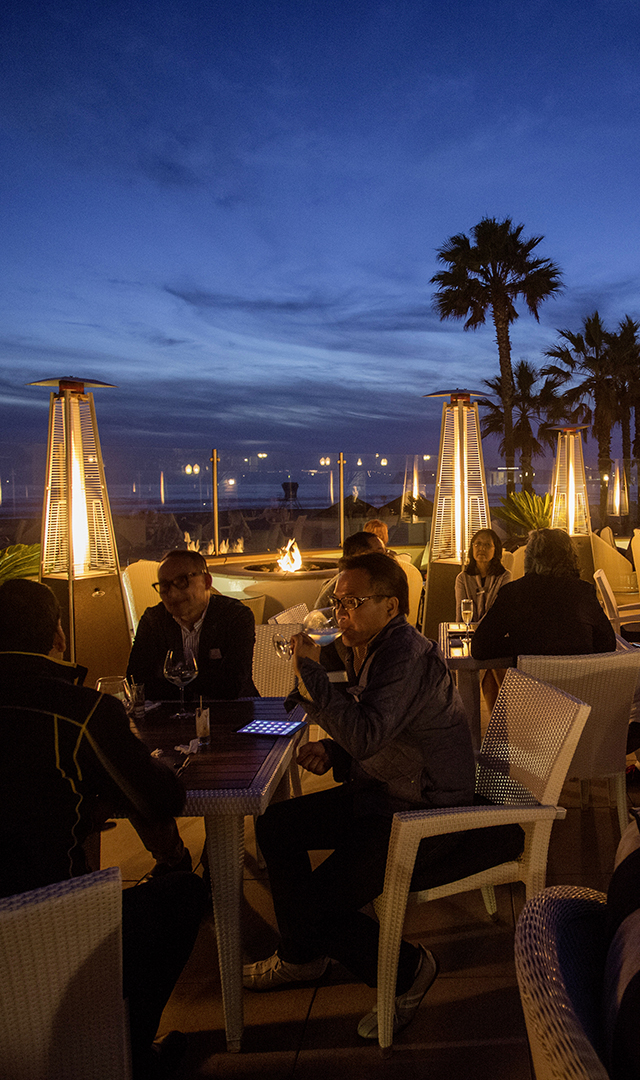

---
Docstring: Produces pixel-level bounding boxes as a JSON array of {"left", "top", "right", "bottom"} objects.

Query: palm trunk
[{"left": 492, "top": 303, "right": 516, "bottom": 496}]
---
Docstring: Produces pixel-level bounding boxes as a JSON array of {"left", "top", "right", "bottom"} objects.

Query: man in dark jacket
[
  {"left": 127, "top": 548, "right": 257, "bottom": 701},
  {"left": 0, "top": 579, "right": 207, "bottom": 1079},
  {"left": 244, "top": 553, "right": 479, "bottom": 1040}
]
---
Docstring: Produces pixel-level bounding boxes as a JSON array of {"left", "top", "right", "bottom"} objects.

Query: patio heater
[
  {"left": 607, "top": 460, "right": 629, "bottom": 520},
  {"left": 550, "top": 426, "right": 591, "bottom": 536},
  {"left": 30, "top": 376, "right": 132, "bottom": 688},
  {"left": 422, "top": 389, "right": 490, "bottom": 638}
]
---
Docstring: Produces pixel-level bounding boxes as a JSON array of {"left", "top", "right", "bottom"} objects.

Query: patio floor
[{"left": 101, "top": 764, "right": 635, "bottom": 1080}]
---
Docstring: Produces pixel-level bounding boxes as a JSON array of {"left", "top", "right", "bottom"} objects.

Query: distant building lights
[
  {"left": 257, "top": 452, "right": 268, "bottom": 459},
  {"left": 380, "top": 458, "right": 388, "bottom": 466}
]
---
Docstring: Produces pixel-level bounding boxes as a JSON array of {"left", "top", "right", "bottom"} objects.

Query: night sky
[{"left": 2, "top": 0, "right": 639, "bottom": 461}]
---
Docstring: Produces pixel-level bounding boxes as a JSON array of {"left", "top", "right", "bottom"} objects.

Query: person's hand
[
  {"left": 296, "top": 740, "right": 331, "bottom": 775},
  {"left": 291, "top": 632, "right": 321, "bottom": 674}
]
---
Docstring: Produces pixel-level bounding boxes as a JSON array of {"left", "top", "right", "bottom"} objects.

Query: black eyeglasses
[
  {"left": 152, "top": 571, "right": 204, "bottom": 596},
  {"left": 329, "top": 594, "right": 393, "bottom": 612}
]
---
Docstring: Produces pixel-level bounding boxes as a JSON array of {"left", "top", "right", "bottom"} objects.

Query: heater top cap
[
  {"left": 29, "top": 376, "right": 117, "bottom": 392},
  {"left": 423, "top": 388, "right": 483, "bottom": 400}
]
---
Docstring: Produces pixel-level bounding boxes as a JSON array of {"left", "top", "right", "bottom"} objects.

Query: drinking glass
[
  {"left": 460, "top": 599, "right": 474, "bottom": 645},
  {"left": 163, "top": 649, "right": 198, "bottom": 718},
  {"left": 95, "top": 676, "right": 133, "bottom": 713},
  {"left": 273, "top": 608, "right": 341, "bottom": 660}
]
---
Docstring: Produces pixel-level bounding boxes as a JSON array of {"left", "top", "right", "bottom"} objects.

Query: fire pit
[
  {"left": 244, "top": 540, "right": 337, "bottom": 578},
  {"left": 208, "top": 541, "right": 339, "bottom": 620}
]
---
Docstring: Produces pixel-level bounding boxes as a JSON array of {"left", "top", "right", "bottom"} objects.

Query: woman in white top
[{"left": 455, "top": 529, "right": 511, "bottom": 622}]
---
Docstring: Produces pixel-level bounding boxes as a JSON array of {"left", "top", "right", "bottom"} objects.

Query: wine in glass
[
  {"left": 163, "top": 649, "right": 198, "bottom": 718},
  {"left": 273, "top": 608, "right": 341, "bottom": 660},
  {"left": 460, "top": 599, "right": 474, "bottom": 646}
]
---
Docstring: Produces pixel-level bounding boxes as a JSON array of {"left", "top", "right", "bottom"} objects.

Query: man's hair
[
  {"left": 0, "top": 578, "right": 60, "bottom": 653},
  {"left": 524, "top": 528, "right": 580, "bottom": 577},
  {"left": 463, "top": 529, "right": 506, "bottom": 576},
  {"left": 342, "top": 531, "right": 384, "bottom": 558},
  {"left": 364, "top": 519, "right": 389, "bottom": 545},
  {"left": 160, "top": 549, "right": 209, "bottom": 574},
  {"left": 339, "top": 552, "right": 409, "bottom": 616}
]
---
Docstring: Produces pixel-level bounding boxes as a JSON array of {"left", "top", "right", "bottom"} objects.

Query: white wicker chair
[
  {"left": 253, "top": 622, "right": 304, "bottom": 698},
  {"left": 268, "top": 603, "right": 309, "bottom": 625},
  {"left": 593, "top": 568, "right": 640, "bottom": 636},
  {"left": 518, "top": 651, "right": 640, "bottom": 834},
  {"left": 515, "top": 886, "right": 609, "bottom": 1079},
  {"left": 121, "top": 559, "right": 160, "bottom": 639},
  {"left": 0, "top": 867, "right": 131, "bottom": 1080},
  {"left": 373, "top": 668, "right": 591, "bottom": 1051}
]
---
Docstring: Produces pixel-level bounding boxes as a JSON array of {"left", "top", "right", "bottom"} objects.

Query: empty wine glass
[
  {"left": 163, "top": 649, "right": 198, "bottom": 718},
  {"left": 273, "top": 607, "right": 341, "bottom": 660},
  {"left": 95, "top": 676, "right": 133, "bottom": 713},
  {"left": 460, "top": 599, "right": 474, "bottom": 645}
]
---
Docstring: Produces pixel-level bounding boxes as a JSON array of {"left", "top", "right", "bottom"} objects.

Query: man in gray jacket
[{"left": 244, "top": 552, "right": 477, "bottom": 1039}]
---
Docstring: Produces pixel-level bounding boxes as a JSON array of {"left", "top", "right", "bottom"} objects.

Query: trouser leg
[
  {"left": 256, "top": 785, "right": 419, "bottom": 993},
  {"left": 121, "top": 873, "right": 208, "bottom": 1072}
]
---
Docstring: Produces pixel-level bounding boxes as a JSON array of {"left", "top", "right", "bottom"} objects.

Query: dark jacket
[
  {"left": 0, "top": 651, "right": 185, "bottom": 898},
  {"left": 127, "top": 592, "right": 257, "bottom": 701},
  {"left": 471, "top": 573, "right": 616, "bottom": 664},
  {"left": 287, "top": 616, "right": 475, "bottom": 814}
]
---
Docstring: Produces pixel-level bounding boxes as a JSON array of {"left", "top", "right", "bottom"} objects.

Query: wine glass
[
  {"left": 163, "top": 649, "right": 198, "bottom": 718},
  {"left": 273, "top": 607, "right": 341, "bottom": 660},
  {"left": 460, "top": 599, "right": 474, "bottom": 646},
  {"left": 95, "top": 676, "right": 133, "bottom": 714}
]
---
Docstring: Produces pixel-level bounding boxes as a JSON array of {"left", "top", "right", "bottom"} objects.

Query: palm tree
[
  {"left": 543, "top": 312, "right": 619, "bottom": 527},
  {"left": 431, "top": 217, "right": 563, "bottom": 494},
  {"left": 479, "top": 360, "right": 563, "bottom": 493},
  {"left": 609, "top": 316, "right": 640, "bottom": 523}
]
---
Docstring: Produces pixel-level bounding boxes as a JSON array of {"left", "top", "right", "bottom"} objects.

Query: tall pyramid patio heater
[
  {"left": 422, "top": 389, "right": 491, "bottom": 639},
  {"left": 549, "top": 424, "right": 593, "bottom": 579},
  {"left": 31, "top": 376, "right": 132, "bottom": 688}
]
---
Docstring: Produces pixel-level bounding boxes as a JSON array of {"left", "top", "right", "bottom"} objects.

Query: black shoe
[{"left": 146, "top": 849, "right": 192, "bottom": 880}]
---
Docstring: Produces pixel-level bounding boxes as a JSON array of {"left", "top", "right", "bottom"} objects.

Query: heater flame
[{"left": 277, "top": 539, "right": 303, "bottom": 573}]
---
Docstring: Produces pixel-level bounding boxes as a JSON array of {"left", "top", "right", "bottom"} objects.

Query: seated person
[
  {"left": 364, "top": 518, "right": 389, "bottom": 546},
  {"left": 455, "top": 528, "right": 511, "bottom": 621},
  {"left": 127, "top": 548, "right": 257, "bottom": 701},
  {"left": 472, "top": 528, "right": 616, "bottom": 664},
  {"left": 0, "top": 579, "right": 207, "bottom": 1079},
  {"left": 244, "top": 553, "right": 477, "bottom": 1039},
  {"left": 314, "top": 530, "right": 385, "bottom": 610}
]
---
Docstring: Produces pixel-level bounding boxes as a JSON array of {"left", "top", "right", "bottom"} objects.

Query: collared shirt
[{"left": 174, "top": 595, "right": 210, "bottom": 662}]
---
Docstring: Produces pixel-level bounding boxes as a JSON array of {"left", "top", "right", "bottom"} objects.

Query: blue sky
[{"left": 2, "top": 0, "right": 639, "bottom": 460}]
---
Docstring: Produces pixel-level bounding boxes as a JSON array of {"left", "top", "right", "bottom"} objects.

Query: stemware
[
  {"left": 273, "top": 607, "right": 341, "bottom": 660},
  {"left": 460, "top": 599, "right": 474, "bottom": 646},
  {"left": 163, "top": 649, "right": 198, "bottom": 718},
  {"left": 95, "top": 676, "right": 133, "bottom": 713}
]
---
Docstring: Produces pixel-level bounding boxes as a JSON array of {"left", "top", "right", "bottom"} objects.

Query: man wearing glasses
[
  {"left": 244, "top": 552, "right": 478, "bottom": 1040},
  {"left": 127, "top": 548, "right": 257, "bottom": 703}
]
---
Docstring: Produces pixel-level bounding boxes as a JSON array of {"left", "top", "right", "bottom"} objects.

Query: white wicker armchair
[
  {"left": 518, "top": 650, "right": 640, "bottom": 835},
  {"left": 373, "top": 668, "right": 591, "bottom": 1052},
  {"left": 593, "top": 568, "right": 640, "bottom": 636},
  {"left": 0, "top": 867, "right": 130, "bottom": 1080},
  {"left": 515, "top": 886, "right": 609, "bottom": 1080}
]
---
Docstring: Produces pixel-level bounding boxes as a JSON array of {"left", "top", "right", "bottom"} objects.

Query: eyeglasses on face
[
  {"left": 152, "top": 571, "right": 204, "bottom": 596},
  {"left": 328, "top": 594, "right": 393, "bottom": 611}
]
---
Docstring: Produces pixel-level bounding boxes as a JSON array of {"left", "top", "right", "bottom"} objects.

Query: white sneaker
[
  {"left": 243, "top": 952, "right": 329, "bottom": 991},
  {"left": 357, "top": 945, "right": 439, "bottom": 1039}
]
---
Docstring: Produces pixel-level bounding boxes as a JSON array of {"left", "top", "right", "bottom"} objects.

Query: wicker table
[
  {"left": 438, "top": 622, "right": 510, "bottom": 752},
  {"left": 133, "top": 697, "right": 306, "bottom": 1052}
]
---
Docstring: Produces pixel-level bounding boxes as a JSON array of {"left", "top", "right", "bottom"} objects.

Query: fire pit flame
[{"left": 277, "top": 539, "right": 303, "bottom": 573}]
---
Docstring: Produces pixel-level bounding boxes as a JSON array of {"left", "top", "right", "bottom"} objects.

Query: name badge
[{"left": 209, "top": 648, "right": 222, "bottom": 660}]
